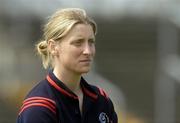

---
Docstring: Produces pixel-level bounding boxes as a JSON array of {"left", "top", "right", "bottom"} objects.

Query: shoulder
[
  {"left": 17, "top": 79, "right": 57, "bottom": 123},
  {"left": 23, "top": 79, "right": 56, "bottom": 109},
  {"left": 92, "top": 85, "right": 116, "bottom": 110},
  {"left": 90, "top": 84, "right": 109, "bottom": 99},
  {"left": 89, "top": 84, "right": 114, "bottom": 108},
  {"left": 26, "top": 79, "right": 54, "bottom": 98},
  {"left": 90, "top": 84, "right": 118, "bottom": 122}
]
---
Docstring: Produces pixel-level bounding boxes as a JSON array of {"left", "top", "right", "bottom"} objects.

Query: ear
[{"left": 48, "top": 39, "right": 58, "bottom": 56}]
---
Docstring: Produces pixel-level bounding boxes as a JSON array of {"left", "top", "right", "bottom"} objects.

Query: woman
[{"left": 17, "top": 8, "right": 118, "bottom": 123}]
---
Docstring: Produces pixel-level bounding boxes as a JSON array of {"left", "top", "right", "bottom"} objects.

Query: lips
[
  {"left": 80, "top": 59, "right": 92, "bottom": 63},
  {"left": 79, "top": 59, "right": 91, "bottom": 62}
]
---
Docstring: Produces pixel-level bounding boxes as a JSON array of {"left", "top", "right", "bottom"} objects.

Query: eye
[
  {"left": 88, "top": 39, "right": 95, "bottom": 45},
  {"left": 72, "top": 39, "right": 83, "bottom": 46}
]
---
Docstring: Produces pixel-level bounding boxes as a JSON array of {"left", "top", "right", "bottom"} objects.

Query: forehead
[{"left": 67, "top": 23, "right": 95, "bottom": 38}]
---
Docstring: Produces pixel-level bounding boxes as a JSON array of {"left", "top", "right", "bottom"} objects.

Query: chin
[{"left": 77, "top": 67, "right": 91, "bottom": 74}]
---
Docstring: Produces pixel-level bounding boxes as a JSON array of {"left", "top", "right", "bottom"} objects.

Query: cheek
[
  {"left": 92, "top": 47, "right": 96, "bottom": 56},
  {"left": 65, "top": 48, "right": 80, "bottom": 60}
]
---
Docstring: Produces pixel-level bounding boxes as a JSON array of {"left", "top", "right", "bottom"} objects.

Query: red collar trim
[
  {"left": 82, "top": 87, "right": 98, "bottom": 100},
  {"left": 46, "top": 75, "right": 78, "bottom": 100}
]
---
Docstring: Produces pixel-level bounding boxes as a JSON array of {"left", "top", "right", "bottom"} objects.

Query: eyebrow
[
  {"left": 89, "top": 37, "right": 96, "bottom": 42},
  {"left": 72, "top": 36, "right": 95, "bottom": 41}
]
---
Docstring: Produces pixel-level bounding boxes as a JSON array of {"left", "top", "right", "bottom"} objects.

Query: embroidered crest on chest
[{"left": 98, "top": 112, "right": 109, "bottom": 123}]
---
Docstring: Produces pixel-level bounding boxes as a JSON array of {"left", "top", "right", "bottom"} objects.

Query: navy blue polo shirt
[{"left": 17, "top": 71, "right": 118, "bottom": 123}]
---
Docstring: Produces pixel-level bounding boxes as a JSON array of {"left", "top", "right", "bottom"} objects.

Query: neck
[{"left": 53, "top": 67, "right": 82, "bottom": 94}]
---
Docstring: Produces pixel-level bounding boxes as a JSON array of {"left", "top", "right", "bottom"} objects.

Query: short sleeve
[
  {"left": 16, "top": 96, "right": 58, "bottom": 123},
  {"left": 17, "top": 106, "right": 58, "bottom": 123}
]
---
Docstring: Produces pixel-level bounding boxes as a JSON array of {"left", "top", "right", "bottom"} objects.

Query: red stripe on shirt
[
  {"left": 97, "top": 87, "right": 108, "bottom": 99},
  {"left": 46, "top": 75, "right": 78, "bottom": 100},
  {"left": 23, "top": 96, "right": 56, "bottom": 105},
  {"left": 19, "top": 103, "right": 56, "bottom": 115},
  {"left": 21, "top": 99, "right": 56, "bottom": 110},
  {"left": 82, "top": 87, "right": 98, "bottom": 100},
  {"left": 19, "top": 97, "right": 56, "bottom": 115}
]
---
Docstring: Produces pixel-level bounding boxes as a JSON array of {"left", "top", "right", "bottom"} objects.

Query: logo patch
[{"left": 99, "top": 112, "right": 109, "bottom": 123}]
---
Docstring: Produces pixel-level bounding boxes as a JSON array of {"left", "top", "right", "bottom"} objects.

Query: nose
[{"left": 83, "top": 43, "right": 92, "bottom": 55}]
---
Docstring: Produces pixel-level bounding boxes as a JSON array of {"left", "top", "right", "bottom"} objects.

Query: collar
[{"left": 46, "top": 71, "right": 98, "bottom": 100}]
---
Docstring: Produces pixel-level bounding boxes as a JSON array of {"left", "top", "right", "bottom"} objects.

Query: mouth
[{"left": 79, "top": 59, "right": 92, "bottom": 63}]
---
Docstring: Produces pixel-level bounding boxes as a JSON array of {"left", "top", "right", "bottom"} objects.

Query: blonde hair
[{"left": 36, "top": 8, "right": 97, "bottom": 69}]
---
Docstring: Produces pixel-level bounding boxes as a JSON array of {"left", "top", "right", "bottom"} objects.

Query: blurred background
[{"left": 1, "top": 0, "right": 180, "bottom": 123}]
